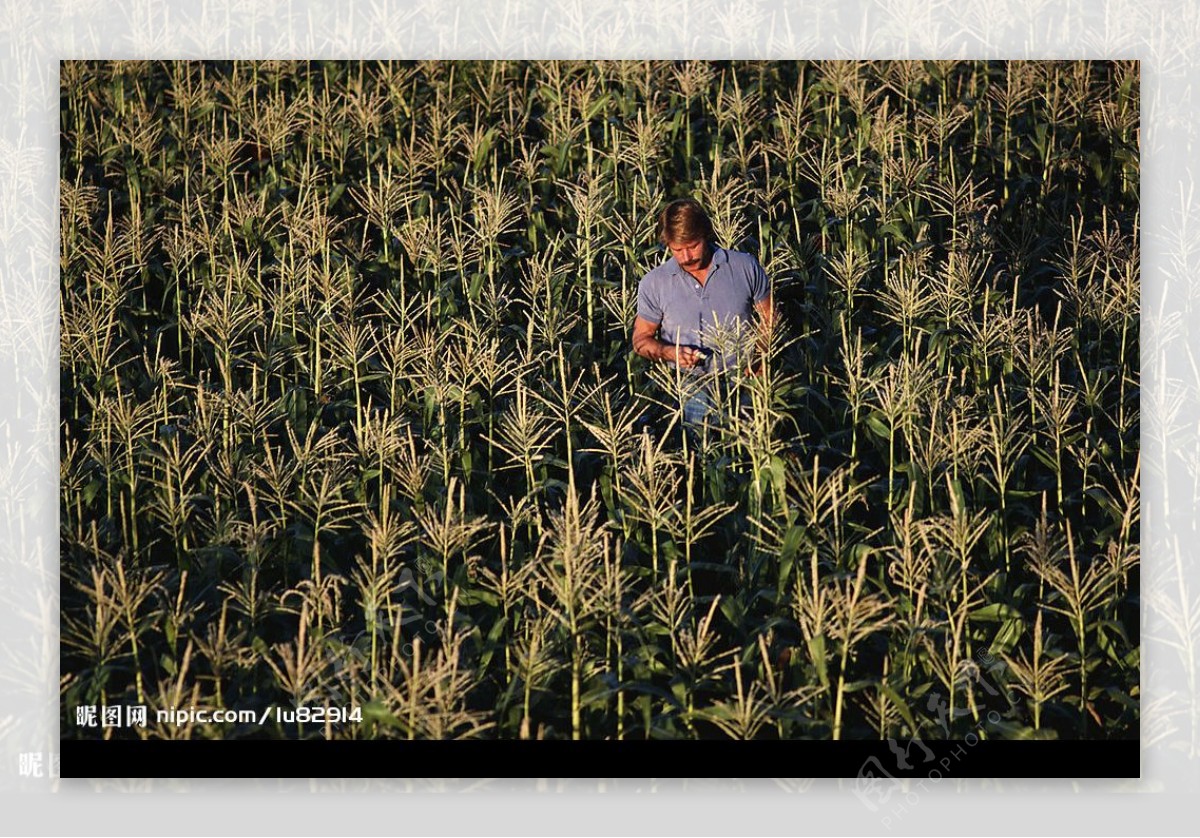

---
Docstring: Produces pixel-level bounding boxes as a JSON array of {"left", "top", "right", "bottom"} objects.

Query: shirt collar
[{"left": 668, "top": 242, "right": 725, "bottom": 277}]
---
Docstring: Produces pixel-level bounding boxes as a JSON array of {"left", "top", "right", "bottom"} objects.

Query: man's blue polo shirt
[{"left": 636, "top": 244, "right": 771, "bottom": 372}]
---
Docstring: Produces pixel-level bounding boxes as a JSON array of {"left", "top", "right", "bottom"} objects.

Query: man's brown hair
[{"left": 657, "top": 198, "right": 714, "bottom": 245}]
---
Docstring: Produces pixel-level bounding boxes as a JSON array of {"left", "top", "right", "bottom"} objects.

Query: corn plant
[{"left": 61, "top": 59, "right": 1138, "bottom": 742}]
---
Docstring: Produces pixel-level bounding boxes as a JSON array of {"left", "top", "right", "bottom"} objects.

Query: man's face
[{"left": 666, "top": 237, "right": 709, "bottom": 271}]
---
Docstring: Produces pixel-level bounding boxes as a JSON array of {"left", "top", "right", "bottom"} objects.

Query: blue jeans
[
  {"left": 679, "top": 373, "right": 753, "bottom": 445},
  {"left": 679, "top": 379, "right": 738, "bottom": 449},
  {"left": 683, "top": 387, "right": 719, "bottom": 429}
]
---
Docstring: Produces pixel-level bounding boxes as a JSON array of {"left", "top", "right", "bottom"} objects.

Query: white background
[{"left": 2, "top": 0, "right": 1195, "bottom": 833}]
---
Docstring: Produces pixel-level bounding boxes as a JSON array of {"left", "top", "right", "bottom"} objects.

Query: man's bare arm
[
  {"left": 632, "top": 316, "right": 666, "bottom": 361},
  {"left": 632, "top": 316, "right": 702, "bottom": 367},
  {"left": 750, "top": 294, "right": 774, "bottom": 375},
  {"left": 754, "top": 294, "right": 775, "bottom": 343}
]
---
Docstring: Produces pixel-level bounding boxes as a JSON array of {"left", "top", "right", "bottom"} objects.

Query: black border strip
[{"left": 61, "top": 739, "right": 1138, "bottom": 779}]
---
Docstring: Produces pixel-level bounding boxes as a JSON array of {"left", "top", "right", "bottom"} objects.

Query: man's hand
[{"left": 669, "top": 345, "right": 705, "bottom": 368}]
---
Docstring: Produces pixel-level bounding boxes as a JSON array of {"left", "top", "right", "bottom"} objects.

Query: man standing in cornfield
[{"left": 631, "top": 198, "right": 774, "bottom": 436}]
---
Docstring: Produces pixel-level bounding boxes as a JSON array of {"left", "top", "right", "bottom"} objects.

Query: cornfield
[{"left": 60, "top": 60, "right": 1139, "bottom": 743}]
